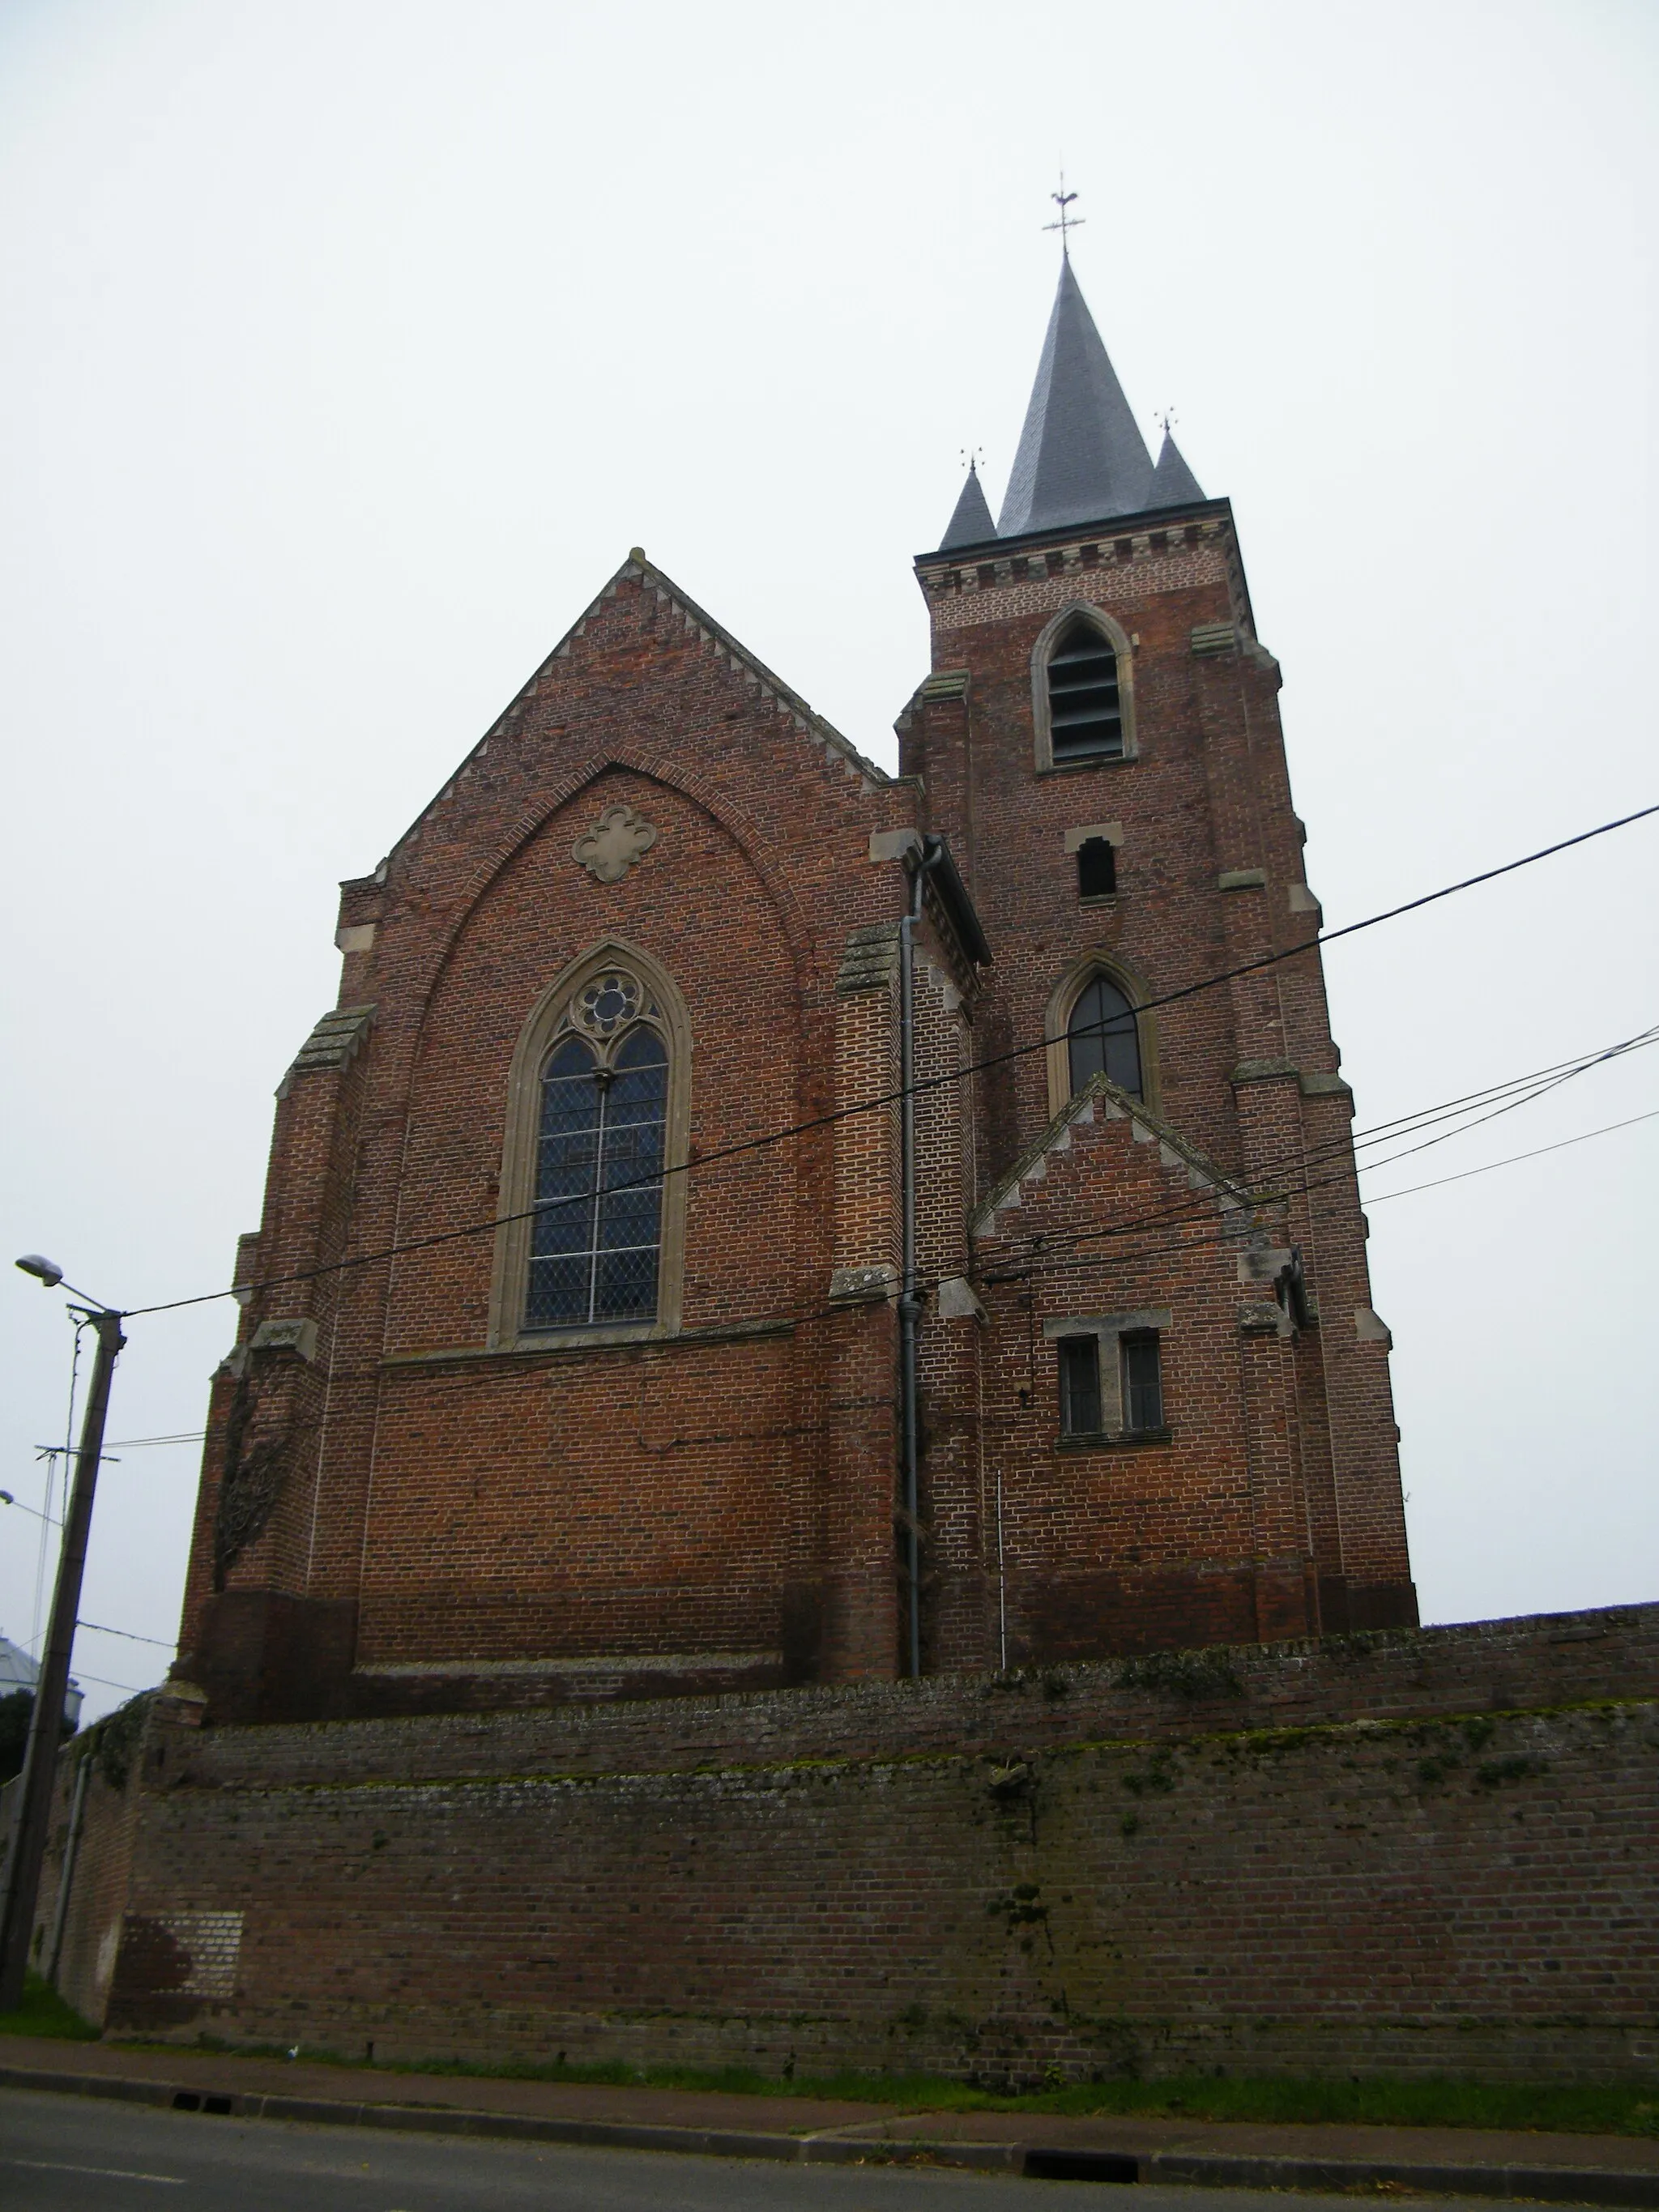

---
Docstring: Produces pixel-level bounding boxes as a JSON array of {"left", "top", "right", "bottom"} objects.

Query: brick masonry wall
[
  {"left": 175, "top": 557, "right": 934, "bottom": 1708},
  {"left": 43, "top": 1605, "right": 1659, "bottom": 2082},
  {"left": 906, "top": 507, "right": 1413, "bottom": 1639},
  {"left": 172, "top": 509, "right": 1413, "bottom": 1720}
]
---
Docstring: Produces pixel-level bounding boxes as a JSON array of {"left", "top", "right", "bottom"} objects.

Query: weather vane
[
  {"left": 960, "top": 445, "right": 984, "bottom": 475},
  {"left": 1043, "top": 171, "right": 1084, "bottom": 258}
]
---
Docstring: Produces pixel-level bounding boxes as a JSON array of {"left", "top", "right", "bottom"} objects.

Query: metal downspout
[{"left": 899, "top": 836, "right": 943, "bottom": 1680}]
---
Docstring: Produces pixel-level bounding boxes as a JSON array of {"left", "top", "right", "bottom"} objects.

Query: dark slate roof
[
  {"left": 1147, "top": 427, "right": 1205, "bottom": 508},
  {"left": 939, "top": 462, "right": 996, "bottom": 550},
  {"left": 996, "top": 260, "right": 1156, "bottom": 535}
]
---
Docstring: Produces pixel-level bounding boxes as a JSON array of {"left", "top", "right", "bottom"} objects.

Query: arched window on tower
[
  {"left": 527, "top": 971, "right": 669, "bottom": 1330},
  {"left": 1046, "top": 614, "right": 1124, "bottom": 761},
  {"left": 1068, "top": 973, "right": 1142, "bottom": 1099}
]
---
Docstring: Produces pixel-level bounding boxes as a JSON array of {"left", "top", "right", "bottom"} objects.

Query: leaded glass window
[
  {"left": 1068, "top": 974, "right": 1142, "bottom": 1098},
  {"left": 526, "top": 983, "right": 668, "bottom": 1332}
]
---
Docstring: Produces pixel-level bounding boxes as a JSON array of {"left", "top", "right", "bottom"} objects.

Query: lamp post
[{"left": 0, "top": 1256, "right": 126, "bottom": 2012}]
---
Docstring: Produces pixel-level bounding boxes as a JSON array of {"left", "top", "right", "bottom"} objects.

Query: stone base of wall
[{"left": 39, "top": 1604, "right": 1659, "bottom": 2086}]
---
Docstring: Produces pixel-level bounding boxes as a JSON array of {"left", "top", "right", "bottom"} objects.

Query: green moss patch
[{"left": 0, "top": 1971, "right": 100, "bottom": 2041}]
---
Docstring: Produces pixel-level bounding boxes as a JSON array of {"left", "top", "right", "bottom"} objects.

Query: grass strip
[
  {"left": 66, "top": 2028, "right": 1659, "bottom": 2138},
  {"left": 0, "top": 1972, "right": 100, "bottom": 2041}
]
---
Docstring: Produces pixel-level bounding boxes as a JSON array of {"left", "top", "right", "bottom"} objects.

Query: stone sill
[
  {"left": 1037, "top": 752, "right": 1137, "bottom": 776},
  {"left": 1057, "top": 1427, "right": 1174, "bottom": 1451},
  {"left": 383, "top": 1315, "right": 795, "bottom": 1369}
]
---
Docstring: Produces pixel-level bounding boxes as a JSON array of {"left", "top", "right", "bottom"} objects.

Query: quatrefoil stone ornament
[{"left": 572, "top": 804, "right": 658, "bottom": 884}]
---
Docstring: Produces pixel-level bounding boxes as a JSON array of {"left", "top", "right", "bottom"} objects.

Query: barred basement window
[
  {"left": 1047, "top": 614, "right": 1124, "bottom": 760},
  {"left": 1120, "top": 1332, "right": 1164, "bottom": 1434},
  {"left": 1058, "top": 1336, "right": 1102, "bottom": 1438},
  {"left": 1068, "top": 973, "right": 1142, "bottom": 1098},
  {"left": 1076, "top": 835, "right": 1116, "bottom": 899}
]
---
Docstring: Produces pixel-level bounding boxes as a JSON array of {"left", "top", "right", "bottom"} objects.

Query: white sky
[{"left": 2, "top": 0, "right": 1655, "bottom": 1725}]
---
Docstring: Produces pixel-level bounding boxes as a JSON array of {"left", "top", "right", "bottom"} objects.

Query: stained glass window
[
  {"left": 1068, "top": 974, "right": 1142, "bottom": 1098},
  {"left": 526, "top": 1022, "right": 667, "bottom": 1330}
]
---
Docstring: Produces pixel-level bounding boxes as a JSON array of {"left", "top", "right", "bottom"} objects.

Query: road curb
[{"left": 4, "top": 2061, "right": 1657, "bottom": 2198}]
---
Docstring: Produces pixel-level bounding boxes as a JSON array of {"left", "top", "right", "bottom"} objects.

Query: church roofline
[
  {"left": 915, "top": 492, "right": 1235, "bottom": 569},
  {"left": 371, "top": 548, "right": 890, "bottom": 880},
  {"left": 622, "top": 550, "right": 890, "bottom": 790}
]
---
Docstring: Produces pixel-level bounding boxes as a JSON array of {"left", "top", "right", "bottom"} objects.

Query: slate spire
[
  {"left": 938, "top": 458, "right": 996, "bottom": 551},
  {"left": 996, "top": 259, "right": 1156, "bottom": 536},
  {"left": 1148, "top": 424, "right": 1205, "bottom": 509}
]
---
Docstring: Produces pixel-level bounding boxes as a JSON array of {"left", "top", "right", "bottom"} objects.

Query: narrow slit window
[
  {"left": 1076, "top": 836, "right": 1117, "bottom": 899},
  {"left": 1121, "top": 1332, "right": 1165, "bottom": 1434},
  {"left": 1068, "top": 974, "right": 1142, "bottom": 1098},
  {"left": 1058, "top": 1336, "right": 1102, "bottom": 1438},
  {"left": 1047, "top": 616, "right": 1124, "bottom": 761}
]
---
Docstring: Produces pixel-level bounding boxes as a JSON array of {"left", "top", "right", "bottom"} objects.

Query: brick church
[{"left": 178, "top": 255, "right": 1415, "bottom": 1725}]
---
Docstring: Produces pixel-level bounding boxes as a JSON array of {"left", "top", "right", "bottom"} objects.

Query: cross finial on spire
[{"left": 1043, "top": 169, "right": 1084, "bottom": 258}]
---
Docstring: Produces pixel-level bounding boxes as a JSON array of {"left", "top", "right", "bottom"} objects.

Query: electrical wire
[
  {"left": 101, "top": 1433, "right": 205, "bottom": 1450},
  {"left": 971, "top": 1021, "right": 1659, "bottom": 1278},
  {"left": 77, "top": 1621, "right": 177, "bottom": 1649},
  {"left": 65, "top": 1670, "right": 148, "bottom": 1697},
  {"left": 1365, "top": 1106, "right": 1659, "bottom": 1204},
  {"left": 116, "top": 801, "right": 1659, "bottom": 1323}
]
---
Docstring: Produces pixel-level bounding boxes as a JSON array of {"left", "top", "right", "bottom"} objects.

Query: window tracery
[{"left": 491, "top": 944, "right": 690, "bottom": 1348}]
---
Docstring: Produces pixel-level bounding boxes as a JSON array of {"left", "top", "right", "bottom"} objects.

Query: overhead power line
[
  {"left": 117, "top": 799, "right": 1658, "bottom": 1322},
  {"left": 1365, "top": 1106, "right": 1659, "bottom": 1205},
  {"left": 970, "top": 1020, "right": 1659, "bottom": 1276}
]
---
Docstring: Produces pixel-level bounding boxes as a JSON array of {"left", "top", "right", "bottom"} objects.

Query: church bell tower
[{"left": 902, "top": 247, "right": 1416, "bottom": 1642}]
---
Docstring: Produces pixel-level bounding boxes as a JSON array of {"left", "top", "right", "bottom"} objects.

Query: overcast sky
[{"left": 2, "top": 1, "right": 1655, "bottom": 1724}]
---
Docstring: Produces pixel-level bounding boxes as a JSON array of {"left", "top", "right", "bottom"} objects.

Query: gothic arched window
[
  {"left": 528, "top": 1008, "right": 668, "bottom": 1330},
  {"left": 1068, "top": 973, "right": 1142, "bottom": 1099},
  {"left": 1031, "top": 604, "right": 1137, "bottom": 772},
  {"left": 492, "top": 945, "right": 689, "bottom": 1348},
  {"left": 1046, "top": 613, "right": 1124, "bottom": 761}
]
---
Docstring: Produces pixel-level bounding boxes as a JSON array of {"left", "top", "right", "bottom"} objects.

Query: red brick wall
[
  {"left": 61, "top": 1606, "right": 1659, "bottom": 2082},
  {"left": 176, "top": 561, "right": 932, "bottom": 1707},
  {"left": 173, "top": 514, "right": 1414, "bottom": 1719},
  {"left": 906, "top": 508, "right": 1413, "bottom": 1640}
]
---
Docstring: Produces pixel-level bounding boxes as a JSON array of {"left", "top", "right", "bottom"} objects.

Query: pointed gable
[{"left": 996, "top": 260, "right": 1156, "bottom": 536}]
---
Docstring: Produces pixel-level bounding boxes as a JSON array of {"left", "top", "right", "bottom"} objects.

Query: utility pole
[{"left": 0, "top": 1269, "right": 125, "bottom": 2011}]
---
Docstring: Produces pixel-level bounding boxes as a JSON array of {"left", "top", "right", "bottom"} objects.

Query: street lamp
[{"left": 0, "top": 1255, "right": 126, "bottom": 2012}]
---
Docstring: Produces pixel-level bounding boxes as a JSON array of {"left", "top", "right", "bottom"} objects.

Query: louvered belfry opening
[{"left": 1047, "top": 616, "right": 1123, "bottom": 759}]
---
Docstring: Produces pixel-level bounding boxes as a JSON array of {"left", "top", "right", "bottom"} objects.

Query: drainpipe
[{"left": 898, "top": 834, "right": 944, "bottom": 1681}]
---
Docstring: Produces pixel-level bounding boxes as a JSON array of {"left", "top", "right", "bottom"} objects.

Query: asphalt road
[{"left": 1, "top": 2087, "right": 1508, "bottom": 2212}]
